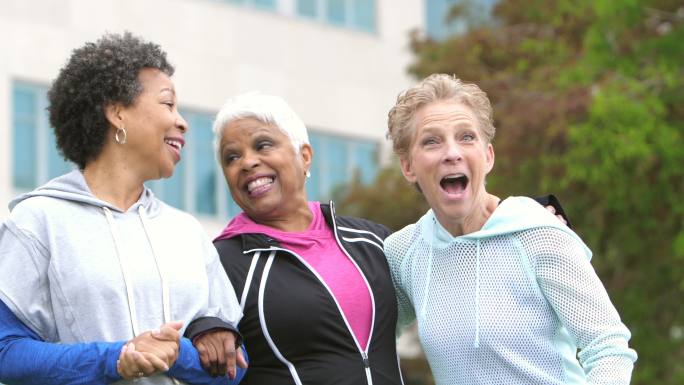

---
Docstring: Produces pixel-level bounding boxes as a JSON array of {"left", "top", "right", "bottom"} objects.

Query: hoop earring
[{"left": 115, "top": 127, "right": 127, "bottom": 144}]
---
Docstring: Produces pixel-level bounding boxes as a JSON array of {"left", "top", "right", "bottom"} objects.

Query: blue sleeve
[
  {"left": 0, "top": 299, "right": 124, "bottom": 385},
  {"left": 168, "top": 338, "right": 248, "bottom": 384}
]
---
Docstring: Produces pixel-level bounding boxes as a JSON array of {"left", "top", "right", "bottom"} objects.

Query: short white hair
[{"left": 213, "top": 92, "right": 310, "bottom": 157}]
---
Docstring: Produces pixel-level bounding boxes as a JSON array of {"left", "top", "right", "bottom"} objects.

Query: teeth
[
  {"left": 165, "top": 139, "right": 182, "bottom": 150},
  {"left": 443, "top": 173, "right": 465, "bottom": 180},
  {"left": 247, "top": 177, "right": 274, "bottom": 192}
]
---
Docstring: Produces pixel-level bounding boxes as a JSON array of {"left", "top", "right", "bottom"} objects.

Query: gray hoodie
[{"left": 0, "top": 170, "right": 242, "bottom": 384}]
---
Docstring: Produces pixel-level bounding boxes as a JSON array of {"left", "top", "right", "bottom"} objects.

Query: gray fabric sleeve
[
  {"left": 200, "top": 230, "right": 243, "bottom": 327},
  {"left": 0, "top": 218, "right": 57, "bottom": 341}
]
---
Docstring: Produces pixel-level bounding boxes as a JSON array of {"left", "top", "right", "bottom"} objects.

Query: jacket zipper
[
  {"left": 329, "top": 202, "right": 377, "bottom": 385},
  {"left": 245, "top": 242, "right": 376, "bottom": 385}
]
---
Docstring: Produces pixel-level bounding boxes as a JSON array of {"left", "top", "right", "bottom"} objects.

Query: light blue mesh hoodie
[
  {"left": 0, "top": 170, "right": 243, "bottom": 384},
  {"left": 385, "top": 196, "right": 637, "bottom": 385}
]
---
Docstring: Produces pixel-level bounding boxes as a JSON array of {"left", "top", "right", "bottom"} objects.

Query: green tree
[{"left": 338, "top": 0, "right": 684, "bottom": 383}]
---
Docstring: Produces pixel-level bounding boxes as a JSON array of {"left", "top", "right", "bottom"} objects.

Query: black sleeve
[
  {"left": 184, "top": 316, "right": 243, "bottom": 347},
  {"left": 532, "top": 194, "right": 572, "bottom": 228}
]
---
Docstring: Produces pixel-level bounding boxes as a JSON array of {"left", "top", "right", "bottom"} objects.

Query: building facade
[{"left": 0, "top": 0, "right": 426, "bottom": 235}]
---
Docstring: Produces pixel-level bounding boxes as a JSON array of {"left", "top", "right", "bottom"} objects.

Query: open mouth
[
  {"left": 164, "top": 138, "right": 183, "bottom": 151},
  {"left": 440, "top": 174, "right": 469, "bottom": 195},
  {"left": 246, "top": 176, "right": 275, "bottom": 196}
]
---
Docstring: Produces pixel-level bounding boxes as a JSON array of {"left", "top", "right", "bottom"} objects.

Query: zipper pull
[{"left": 362, "top": 352, "right": 370, "bottom": 368}]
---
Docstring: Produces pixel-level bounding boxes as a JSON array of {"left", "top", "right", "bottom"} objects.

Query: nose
[
  {"left": 241, "top": 149, "right": 260, "bottom": 171},
  {"left": 176, "top": 111, "right": 189, "bottom": 133},
  {"left": 443, "top": 139, "right": 463, "bottom": 163}
]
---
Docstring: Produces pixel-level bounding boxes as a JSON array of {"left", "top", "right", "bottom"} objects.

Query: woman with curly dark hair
[{"left": 0, "top": 32, "right": 246, "bottom": 385}]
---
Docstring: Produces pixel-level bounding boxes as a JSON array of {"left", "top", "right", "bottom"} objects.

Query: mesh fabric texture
[{"left": 386, "top": 213, "right": 636, "bottom": 385}]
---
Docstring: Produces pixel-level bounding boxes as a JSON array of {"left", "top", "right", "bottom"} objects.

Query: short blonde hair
[{"left": 387, "top": 74, "right": 495, "bottom": 159}]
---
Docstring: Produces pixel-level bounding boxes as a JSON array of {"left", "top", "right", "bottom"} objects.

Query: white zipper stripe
[
  {"left": 330, "top": 204, "right": 376, "bottom": 385},
  {"left": 337, "top": 225, "right": 384, "bottom": 244},
  {"left": 396, "top": 352, "right": 406, "bottom": 385},
  {"left": 258, "top": 251, "right": 303, "bottom": 385},
  {"left": 252, "top": 244, "right": 374, "bottom": 385},
  {"left": 341, "top": 236, "right": 383, "bottom": 252},
  {"left": 240, "top": 251, "right": 261, "bottom": 312}
]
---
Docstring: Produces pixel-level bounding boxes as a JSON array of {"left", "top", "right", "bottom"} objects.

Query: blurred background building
[
  {"left": 0, "top": 0, "right": 473, "bottom": 230},
  {"left": 1, "top": 0, "right": 421, "bottom": 233}
]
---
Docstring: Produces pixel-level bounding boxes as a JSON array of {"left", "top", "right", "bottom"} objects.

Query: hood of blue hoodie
[
  {"left": 422, "top": 196, "right": 591, "bottom": 259},
  {"left": 9, "top": 169, "right": 161, "bottom": 216}
]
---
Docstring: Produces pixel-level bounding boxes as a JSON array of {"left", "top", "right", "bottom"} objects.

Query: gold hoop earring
[{"left": 115, "top": 127, "right": 127, "bottom": 144}]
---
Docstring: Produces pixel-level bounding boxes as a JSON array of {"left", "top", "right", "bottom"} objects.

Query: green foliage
[
  {"left": 335, "top": 166, "right": 429, "bottom": 231},
  {"left": 338, "top": 0, "right": 684, "bottom": 383}
]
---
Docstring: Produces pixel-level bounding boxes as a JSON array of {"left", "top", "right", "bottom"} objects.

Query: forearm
[
  {"left": 0, "top": 335, "right": 124, "bottom": 385},
  {"left": 168, "top": 338, "right": 247, "bottom": 385},
  {"left": 534, "top": 229, "right": 637, "bottom": 383},
  {"left": 0, "top": 298, "right": 125, "bottom": 385}
]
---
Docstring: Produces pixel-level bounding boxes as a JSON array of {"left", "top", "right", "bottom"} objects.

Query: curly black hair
[{"left": 47, "top": 32, "right": 175, "bottom": 169}]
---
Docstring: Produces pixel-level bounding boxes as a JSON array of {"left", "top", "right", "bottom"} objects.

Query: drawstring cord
[
  {"left": 103, "top": 206, "right": 171, "bottom": 337},
  {"left": 474, "top": 239, "right": 481, "bottom": 348},
  {"left": 103, "top": 207, "right": 141, "bottom": 337},
  {"left": 418, "top": 217, "right": 437, "bottom": 320},
  {"left": 138, "top": 206, "right": 171, "bottom": 325},
  {"left": 423, "top": 215, "right": 481, "bottom": 348}
]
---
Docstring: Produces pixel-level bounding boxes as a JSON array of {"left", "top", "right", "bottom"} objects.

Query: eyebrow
[{"left": 419, "top": 121, "right": 476, "bottom": 132}]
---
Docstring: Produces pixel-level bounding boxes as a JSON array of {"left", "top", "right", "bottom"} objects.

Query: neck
[
  {"left": 254, "top": 200, "right": 314, "bottom": 232},
  {"left": 438, "top": 192, "right": 500, "bottom": 237},
  {"left": 82, "top": 149, "right": 145, "bottom": 211}
]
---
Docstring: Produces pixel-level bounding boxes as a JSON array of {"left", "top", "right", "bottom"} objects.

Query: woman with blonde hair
[{"left": 384, "top": 74, "right": 637, "bottom": 385}]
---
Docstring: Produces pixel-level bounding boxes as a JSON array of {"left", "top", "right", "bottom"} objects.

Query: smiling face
[
  {"left": 401, "top": 100, "right": 495, "bottom": 230},
  {"left": 218, "top": 118, "right": 312, "bottom": 223},
  {"left": 117, "top": 68, "right": 187, "bottom": 180}
]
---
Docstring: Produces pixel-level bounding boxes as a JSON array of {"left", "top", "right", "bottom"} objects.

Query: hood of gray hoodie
[{"left": 9, "top": 169, "right": 161, "bottom": 216}]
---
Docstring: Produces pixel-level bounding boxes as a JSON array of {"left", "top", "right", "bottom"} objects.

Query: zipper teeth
[
  {"left": 329, "top": 201, "right": 377, "bottom": 354},
  {"left": 258, "top": 246, "right": 369, "bottom": 353},
  {"left": 247, "top": 202, "right": 378, "bottom": 385}
]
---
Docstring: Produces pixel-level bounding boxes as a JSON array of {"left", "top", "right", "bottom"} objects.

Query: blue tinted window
[
  {"left": 12, "top": 82, "right": 73, "bottom": 190},
  {"left": 47, "top": 128, "right": 73, "bottom": 178},
  {"left": 426, "top": 0, "right": 457, "bottom": 40},
  {"left": 307, "top": 130, "right": 378, "bottom": 201},
  {"left": 153, "top": 158, "right": 186, "bottom": 210},
  {"left": 12, "top": 86, "right": 38, "bottom": 189},
  {"left": 253, "top": 0, "right": 276, "bottom": 9},
  {"left": 326, "top": 136, "right": 350, "bottom": 194},
  {"left": 426, "top": 0, "right": 497, "bottom": 39},
  {"left": 351, "top": 0, "right": 375, "bottom": 32},
  {"left": 326, "top": 0, "right": 346, "bottom": 25},
  {"left": 227, "top": 194, "right": 243, "bottom": 217},
  {"left": 187, "top": 112, "right": 218, "bottom": 215},
  {"left": 307, "top": 133, "right": 322, "bottom": 200},
  {"left": 297, "top": 0, "right": 318, "bottom": 17},
  {"left": 351, "top": 140, "right": 377, "bottom": 184}
]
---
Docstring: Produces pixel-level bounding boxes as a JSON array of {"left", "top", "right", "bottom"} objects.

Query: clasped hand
[
  {"left": 194, "top": 329, "right": 248, "bottom": 379},
  {"left": 117, "top": 321, "right": 183, "bottom": 380}
]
